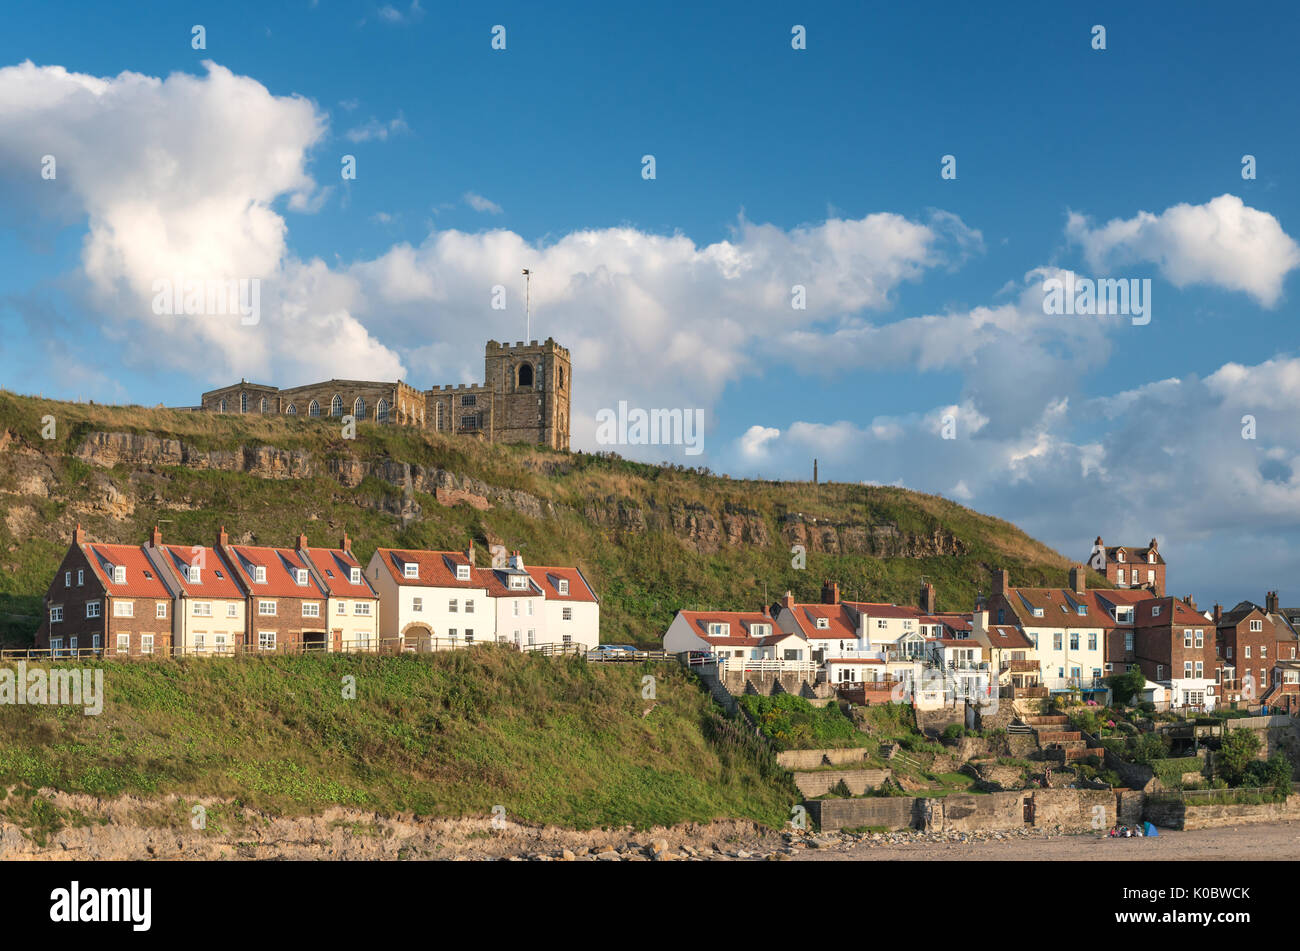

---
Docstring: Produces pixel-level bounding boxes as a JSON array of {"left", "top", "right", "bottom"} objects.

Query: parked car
[{"left": 589, "top": 644, "right": 639, "bottom": 659}]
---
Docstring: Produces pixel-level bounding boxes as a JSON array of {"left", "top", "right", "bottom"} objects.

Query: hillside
[
  {"left": 0, "top": 650, "right": 795, "bottom": 831},
  {"left": 0, "top": 389, "right": 1098, "bottom": 646}
]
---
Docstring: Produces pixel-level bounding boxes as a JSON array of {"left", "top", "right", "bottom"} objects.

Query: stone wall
[
  {"left": 793, "top": 769, "right": 890, "bottom": 798},
  {"left": 807, "top": 796, "right": 922, "bottom": 832},
  {"left": 812, "top": 788, "right": 1120, "bottom": 833},
  {"left": 1146, "top": 793, "right": 1300, "bottom": 830},
  {"left": 776, "top": 748, "right": 871, "bottom": 770}
]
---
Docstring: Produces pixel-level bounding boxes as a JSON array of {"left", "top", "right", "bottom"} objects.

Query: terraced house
[{"left": 143, "top": 529, "right": 246, "bottom": 655}]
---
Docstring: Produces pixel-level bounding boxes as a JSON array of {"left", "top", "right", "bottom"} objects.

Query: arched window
[
  {"left": 309, "top": 400, "right": 320, "bottom": 417},
  {"left": 518, "top": 363, "right": 534, "bottom": 387},
  {"left": 259, "top": 397, "right": 268, "bottom": 413},
  {"left": 330, "top": 394, "right": 343, "bottom": 417},
  {"left": 354, "top": 397, "right": 366, "bottom": 420},
  {"left": 558, "top": 367, "right": 565, "bottom": 389},
  {"left": 219, "top": 398, "right": 227, "bottom": 414},
  {"left": 240, "top": 392, "right": 248, "bottom": 413},
  {"left": 435, "top": 402, "right": 444, "bottom": 431},
  {"left": 376, "top": 398, "right": 388, "bottom": 424},
  {"left": 286, "top": 403, "right": 297, "bottom": 416}
]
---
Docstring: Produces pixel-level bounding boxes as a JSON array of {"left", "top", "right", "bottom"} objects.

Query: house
[
  {"left": 973, "top": 613, "right": 1042, "bottom": 694},
  {"left": 1263, "top": 659, "right": 1300, "bottom": 715},
  {"left": 299, "top": 533, "right": 380, "bottom": 651},
  {"left": 480, "top": 552, "right": 548, "bottom": 648},
  {"left": 663, "top": 609, "right": 795, "bottom": 664},
  {"left": 1088, "top": 588, "right": 1156, "bottom": 677},
  {"left": 365, "top": 544, "right": 489, "bottom": 650},
  {"left": 929, "top": 636, "right": 991, "bottom": 703},
  {"left": 1215, "top": 592, "right": 1299, "bottom": 704},
  {"left": 143, "top": 527, "right": 245, "bottom": 655},
  {"left": 1131, "top": 596, "right": 1217, "bottom": 711},
  {"left": 986, "top": 566, "right": 1109, "bottom": 694},
  {"left": 1088, "top": 536, "right": 1165, "bottom": 596},
  {"left": 524, "top": 562, "right": 601, "bottom": 652},
  {"left": 219, "top": 529, "right": 331, "bottom": 652},
  {"left": 35, "top": 525, "right": 174, "bottom": 657}
]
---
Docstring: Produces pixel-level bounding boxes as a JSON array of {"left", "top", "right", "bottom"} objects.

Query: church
[{"left": 196, "top": 338, "right": 571, "bottom": 451}]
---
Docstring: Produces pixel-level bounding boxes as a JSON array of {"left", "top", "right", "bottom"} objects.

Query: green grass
[
  {"left": 0, "top": 649, "right": 797, "bottom": 829},
  {"left": 0, "top": 389, "right": 1099, "bottom": 648},
  {"left": 738, "top": 693, "right": 859, "bottom": 750}
]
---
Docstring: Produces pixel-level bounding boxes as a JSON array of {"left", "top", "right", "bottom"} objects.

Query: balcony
[{"left": 1002, "top": 659, "right": 1040, "bottom": 673}]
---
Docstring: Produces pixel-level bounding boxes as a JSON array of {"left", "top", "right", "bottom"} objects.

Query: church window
[
  {"left": 309, "top": 400, "right": 320, "bottom": 417},
  {"left": 330, "top": 394, "right": 343, "bottom": 417},
  {"left": 376, "top": 399, "right": 389, "bottom": 424}
]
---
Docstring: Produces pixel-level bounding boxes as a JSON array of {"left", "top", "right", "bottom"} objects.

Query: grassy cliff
[{"left": 0, "top": 389, "right": 1099, "bottom": 647}]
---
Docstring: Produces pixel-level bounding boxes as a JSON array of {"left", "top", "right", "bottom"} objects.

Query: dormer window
[
  {"left": 750, "top": 623, "right": 772, "bottom": 637},
  {"left": 296, "top": 569, "right": 308, "bottom": 586},
  {"left": 509, "top": 575, "right": 528, "bottom": 590},
  {"left": 708, "top": 622, "right": 729, "bottom": 637},
  {"left": 1117, "top": 551, "right": 1125, "bottom": 562},
  {"left": 1076, "top": 605, "right": 1087, "bottom": 616},
  {"left": 403, "top": 563, "right": 419, "bottom": 580},
  {"left": 1032, "top": 608, "right": 1044, "bottom": 617},
  {"left": 558, "top": 579, "right": 569, "bottom": 595},
  {"left": 1152, "top": 605, "right": 1162, "bottom": 617},
  {"left": 254, "top": 566, "right": 267, "bottom": 584},
  {"left": 187, "top": 564, "right": 202, "bottom": 584},
  {"left": 350, "top": 567, "right": 361, "bottom": 585},
  {"left": 456, "top": 565, "right": 471, "bottom": 581},
  {"left": 1148, "top": 553, "right": 1155, "bottom": 564},
  {"left": 816, "top": 617, "right": 829, "bottom": 630},
  {"left": 113, "top": 565, "right": 126, "bottom": 585}
]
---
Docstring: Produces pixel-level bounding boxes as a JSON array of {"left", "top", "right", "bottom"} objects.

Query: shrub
[
  {"left": 1107, "top": 667, "right": 1146, "bottom": 705},
  {"left": 942, "top": 724, "right": 965, "bottom": 741},
  {"left": 1215, "top": 728, "right": 1263, "bottom": 786}
]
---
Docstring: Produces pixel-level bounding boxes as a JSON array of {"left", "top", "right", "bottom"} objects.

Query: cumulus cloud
[
  {"left": 0, "top": 59, "right": 404, "bottom": 385},
  {"left": 737, "top": 424, "right": 780, "bottom": 461},
  {"left": 1066, "top": 194, "right": 1300, "bottom": 307},
  {"left": 344, "top": 113, "right": 409, "bottom": 143}
]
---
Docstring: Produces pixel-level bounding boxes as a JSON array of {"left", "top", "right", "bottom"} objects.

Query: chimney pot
[
  {"left": 341, "top": 532, "right": 351, "bottom": 553},
  {"left": 73, "top": 523, "right": 85, "bottom": 545},
  {"left": 217, "top": 525, "right": 229, "bottom": 548},
  {"left": 1069, "top": 564, "right": 1086, "bottom": 595},
  {"left": 297, "top": 533, "right": 308, "bottom": 550},
  {"left": 821, "top": 580, "right": 840, "bottom": 605},
  {"left": 150, "top": 525, "right": 162, "bottom": 548},
  {"left": 993, "top": 568, "right": 1009, "bottom": 596}
]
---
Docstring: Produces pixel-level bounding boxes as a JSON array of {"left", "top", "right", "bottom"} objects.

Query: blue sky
[{"left": 1, "top": 0, "right": 1299, "bottom": 605}]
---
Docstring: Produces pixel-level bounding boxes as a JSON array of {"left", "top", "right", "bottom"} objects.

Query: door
[
  {"left": 333, "top": 629, "right": 343, "bottom": 652},
  {"left": 1023, "top": 797, "right": 1035, "bottom": 825}
]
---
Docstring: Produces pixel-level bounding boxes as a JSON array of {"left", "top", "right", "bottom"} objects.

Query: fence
[{"left": 0, "top": 638, "right": 590, "bottom": 661}]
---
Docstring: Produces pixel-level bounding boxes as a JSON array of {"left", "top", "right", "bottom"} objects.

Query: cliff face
[{"left": 0, "top": 392, "right": 1080, "bottom": 643}]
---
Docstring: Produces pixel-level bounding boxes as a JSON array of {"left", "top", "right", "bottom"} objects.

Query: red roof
[
  {"left": 525, "top": 566, "right": 598, "bottom": 603},
  {"left": 155, "top": 545, "right": 244, "bottom": 597},
  {"left": 83, "top": 543, "right": 171, "bottom": 598},
  {"left": 476, "top": 566, "right": 543, "bottom": 599},
  {"left": 373, "top": 549, "right": 481, "bottom": 588},
  {"left": 678, "top": 610, "right": 781, "bottom": 647},
  {"left": 786, "top": 603, "right": 858, "bottom": 639},
  {"left": 226, "top": 545, "right": 327, "bottom": 598},
  {"left": 985, "top": 624, "right": 1034, "bottom": 649},
  {"left": 305, "top": 548, "right": 376, "bottom": 599}
]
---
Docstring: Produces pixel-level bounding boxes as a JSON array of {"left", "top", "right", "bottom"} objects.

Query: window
[
  {"left": 460, "top": 415, "right": 478, "bottom": 431},
  {"left": 296, "top": 569, "right": 308, "bottom": 586},
  {"left": 1260, "top": 645, "right": 1267, "bottom": 658},
  {"left": 219, "top": 398, "right": 227, "bottom": 413},
  {"left": 464, "top": 629, "right": 474, "bottom": 643},
  {"left": 456, "top": 565, "right": 471, "bottom": 581},
  {"left": 1147, "top": 570, "right": 1155, "bottom": 583},
  {"left": 116, "top": 634, "right": 130, "bottom": 653},
  {"left": 64, "top": 571, "right": 71, "bottom": 587},
  {"left": 354, "top": 397, "right": 366, "bottom": 419},
  {"left": 86, "top": 601, "right": 101, "bottom": 619},
  {"left": 112, "top": 565, "right": 125, "bottom": 584},
  {"left": 461, "top": 394, "right": 477, "bottom": 407},
  {"left": 513, "top": 601, "right": 520, "bottom": 617},
  {"left": 193, "top": 602, "right": 212, "bottom": 617},
  {"left": 350, "top": 567, "right": 362, "bottom": 585},
  {"left": 1195, "top": 661, "right": 1203, "bottom": 678},
  {"left": 259, "top": 631, "right": 276, "bottom": 651},
  {"left": 1245, "top": 645, "right": 1252, "bottom": 659},
  {"left": 1152, "top": 605, "right": 1161, "bottom": 617},
  {"left": 450, "top": 599, "right": 459, "bottom": 613},
  {"left": 413, "top": 597, "right": 423, "bottom": 612},
  {"left": 527, "top": 599, "right": 534, "bottom": 616},
  {"left": 376, "top": 398, "right": 389, "bottom": 424},
  {"left": 92, "top": 634, "right": 101, "bottom": 650},
  {"left": 1185, "top": 630, "right": 1194, "bottom": 648},
  {"left": 558, "top": 580, "right": 569, "bottom": 595},
  {"left": 51, "top": 636, "right": 63, "bottom": 654},
  {"left": 187, "top": 563, "right": 201, "bottom": 583},
  {"left": 1117, "top": 551, "right": 1125, "bottom": 562},
  {"left": 303, "top": 603, "right": 320, "bottom": 618},
  {"left": 240, "top": 392, "right": 248, "bottom": 413},
  {"left": 1076, "top": 605, "right": 1087, "bottom": 616},
  {"left": 258, "top": 600, "right": 277, "bottom": 616},
  {"left": 287, "top": 403, "right": 297, "bottom": 415},
  {"left": 816, "top": 617, "right": 829, "bottom": 630},
  {"left": 227, "top": 603, "right": 237, "bottom": 618},
  {"left": 49, "top": 606, "right": 63, "bottom": 623},
  {"left": 527, "top": 629, "right": 535, "bottom": 645},
  {"left": 309, "top": 399, "right": 320, "bottom": 417},
  {"left": 1157, "top": 664, "right": 1164, "bottom": 680},
  {"left": 1185, "top": 661, "right": 1193, "bottom": 678},
  {"left": 708, "top": 623, "right": 729, "bottom": 637},
  {"left": 1195, "top": 630, "right": 1204, "bottom": 648},
  {"left": 448, "top": 628, "right": 457, "bottom": 640},
  {"left": 1070, "top": 633, "right": 1080, "bottom": 651},
  {"left": 354, "top": 602, "right": 371, "bottom": 616},
  {"left": 518, "top": 363, "right": 534, "bottom": 387},
  {"left": 77, "top": 570, "right": 84, "bottom": 586},
  {"left": 141, "top": 634, "right": 154, "bottom": 655},
  {"left": 1053, "top": 632, "right": 1062, "bottom": 651},
  {"left": 1116, "top": 569, "right": 1126, "bottom": 584},
  {"left": 260, "top": 397, "right": 268, "bottom": 413},
  {"left": 1250, "top": 620, "right": 1263, "bottom": 632},
  {"left": 1087, "top": 634, "right": 1097, "bottom": 651},
  {"left": 403, "top": 563, "right": 419, "bottom": 580},
  {"left": 254, "top": 566, "right": 267, "bottom": 584},
  {"left": 465, "top": 600, "right": 474, "bottom": 613},
  {"left": 1125, "top": 631, "right": 1135, "bottom": 651},
  {"left": 562, "top": 607, "right": 573, "bottom": 621},
  {"left": 215, "top": 633, "right": 228, "bottom": 651}
]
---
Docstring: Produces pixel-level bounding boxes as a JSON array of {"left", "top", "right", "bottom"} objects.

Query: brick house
[
  {"left": 1087, "top": 537, "right": 1165, "bottom": 596},
  {"left": 1087, "top": 588, "right": 1155, "bottom": 676},
  {"left": 219, "top": 529, "right": 330, "bottom": 652},
  {"left": 143, "top": 528, "right": 246, "bottom": 655},
  {"left": 1131, "top": 596, "right": 1217, "bottom": 711},
  {"left": 1216, "top": 593, "right": 1300, "bottom": 705},
  {"left": 35, "top": 525, "right": 173, "bottom": 656}
]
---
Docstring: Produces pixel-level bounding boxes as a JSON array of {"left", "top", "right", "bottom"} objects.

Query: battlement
[{"left": 486, "top": 337, "right": 568, "bottom": 356}]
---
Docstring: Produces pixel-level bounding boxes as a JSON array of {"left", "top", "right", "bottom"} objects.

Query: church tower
[{"left": 483, "top": 338, "right": 571, "bottom": 450}]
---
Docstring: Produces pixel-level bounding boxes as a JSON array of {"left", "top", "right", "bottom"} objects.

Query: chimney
[
  {"left": 1184, "top": 595, "right": 1197, "bottom": 612},
  {"left": 216, "top": 525, "right": 229, "bottom": 549},
  {"left": 1213, "top": 603, "right": 1222, "bottom": 624},
  {"left": 761, "top": 604, "right": 771, "bottom": 618},
  {"left": 813, "top": 459, "right": 818, "bottom": 485},
  {"left": 73, "top": 523, "right": 85, "bottom": 545},
  {"left": 466, "top": 539, "right": 475, "bottom": 565},
  {"left": 821, "top": 580, "right": 840, "bottom": 605},
  {"left": 781, "top": 591, "right": 795, "bottom": 610},
  {"left": 510, "top": 550, "right": 525, "bottom": 570},
  {"left": 149, "top": 525, "right": 162, "bottom": 548},
  {"left": 919, "top": 582, "right": 936, "bottom": 615},
  {"left": 1069, "top": 564, "right": 1086, "bottom": 595},
  {"left": 993, "top": 568, "right": 1009, "bottom": 596},
  {"left": 1266, "top": 591, "right": 1279, "bottom": 615},
  {"left": 297, "top": 533, "right": 308, "bottom": 551},
  {"left": 1149, "top": 537, "right": 1158, "bottom": 553},
  {"left": 340, "top": 531, "right": 351, "bottom": 554}
]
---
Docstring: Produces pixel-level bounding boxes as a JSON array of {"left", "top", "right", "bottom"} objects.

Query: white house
[
  {"left": 664, "top": 609, "right": 796, "bottom": 665},
  {"left": 366, "top": 545, "right": 490, "bottom": 649},
  {"left": 525, "top": 562, "right": 601, "bottom": 651}
]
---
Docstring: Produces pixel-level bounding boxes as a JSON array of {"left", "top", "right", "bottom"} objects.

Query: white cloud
[
  {"left": 737, "top": 424, "right": 780, "bottom": 461},
  {"left": 1066, "top": 194, "right": 1300, "bottom": 307},
  {"left": 378, "top": 1, "right": 423, "bottom": 25},
  {"left": 463, "top": 192, "right": 503, "bottom": 215},
  {"left": 344, "top": 113, "right": 409, "bottom": 143}
]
